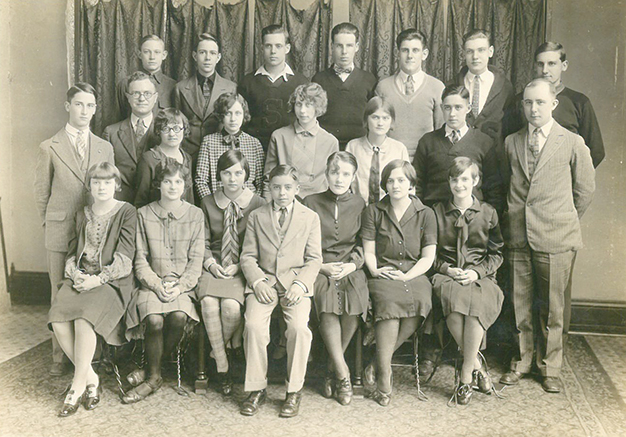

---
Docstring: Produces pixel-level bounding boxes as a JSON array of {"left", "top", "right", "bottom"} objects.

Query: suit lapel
[
  {"left": 280, "top": 202, "right": 306, "bottom": 248},
  {"left": 204, "top": 73, "right": 226, "bottom": 118},
  {"left": 479, "top": 71, "right": 503, "bottom": 118},
  {"left": 534, "top": 124, "right": 565, "bottom": 174},
  {"left": 257, "top": 205, "right": 281, "bottom": 249},
  {"left": 49, "top": 130, "right": 84, "bottom": 183},
  {"left": 87, "top": 133, "right": 107, "bottom": 173},
  {"left": 118, "top": 119, "right": 138, "bottom": 164},
  {"left": 514, "top": 129, "right": 530, "bottom": 181},
  {"left": 181, "top": 77, "right": 204, "bottom": 121}
]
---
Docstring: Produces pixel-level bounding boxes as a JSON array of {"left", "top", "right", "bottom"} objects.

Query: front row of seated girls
[{"left": 48, "top": 151, "right": 504, "bottom": 417}]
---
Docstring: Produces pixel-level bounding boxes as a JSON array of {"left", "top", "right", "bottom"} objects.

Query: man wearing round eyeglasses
[{"left": 103, "top": 71, "right": 159, "bottom": 201}]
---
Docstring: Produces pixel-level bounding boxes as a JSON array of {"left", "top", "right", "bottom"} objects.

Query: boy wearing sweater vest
[
  {"left": 375, "top": 28, "right": 444, "bottom": 160},
  {"left": 312, "top": 22, "right": 377, "bottom": 150},
  {"left": 239, "top": 25, "right": 308, "bottom": 151}
]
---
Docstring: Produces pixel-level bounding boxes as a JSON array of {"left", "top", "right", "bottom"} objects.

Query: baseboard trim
[{"left": 8, "top": 268, "right": 626, "bottom": 334}]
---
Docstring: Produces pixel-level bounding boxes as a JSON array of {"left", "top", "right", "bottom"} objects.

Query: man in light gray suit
[
  {"left": 499, "top": 78, "right": 595, "bottom": 393},
  {"left": 34, "top": 83, "right": 115, "bottom": 376}
]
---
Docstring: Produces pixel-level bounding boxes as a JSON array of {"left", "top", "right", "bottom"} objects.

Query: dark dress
[
  {"left": 361, "top": 195, "right": 437, "bottom": 322},
  {"left": 196, "top": 188, "right": 266, "bottom": 304},
  {"left": 303, "top": 190, "right": 369, "bottom": 320},
  {"left": 48, "top": 202, "right": 137, "bottom": 346},
  {"left": 431, "top": 198, "right": 504, "bottom": 330}
]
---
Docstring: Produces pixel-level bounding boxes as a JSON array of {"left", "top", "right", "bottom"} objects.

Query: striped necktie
[
  {"left": 405, "top": 74, "right": 415, "bottom": 96},
  {"left": 220, "top": 201, "right": 242, "bottom": 267},
  {"left": 278, "top": 207, "right": 287, "bottom": 228},
  {"left": 450, "top": 130, "right": 460, "bottom": 144},
  {"left": 135, "top": 119, "right": 147, "bottom": 142},
  {"left": 76, "top": 130, "right": 86, "bottom": 162}
]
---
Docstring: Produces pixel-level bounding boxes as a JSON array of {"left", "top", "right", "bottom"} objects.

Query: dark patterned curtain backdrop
[
  {"left": 253, "top": 0, "right": 331, "bottom": 80},
  {"left": 351, "top": 0, "right": 545, "bottom": 89}
]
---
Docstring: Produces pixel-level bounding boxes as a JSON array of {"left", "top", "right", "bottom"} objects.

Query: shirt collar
[
  {"left": 294, "top": 120, "right": 320, "bottom": 136},
  {"left": 149, "top": 200, "right": 192, "bottom": 220},
  {"left": 398, "top": 69, "right": 425, "bottom": 84},
  {"left": 197, "top": 71, "right": 216, "bottom": 87},
  {"left": 445, "top": 196, "right": 481, "bottom": 214},
  {"left": 375, "top": 194, "right": 426, "bottom": 214},
  {"left": 528, "top": 118, "right": 554, "bottom": 138},
  {"left": 324, "top": 188, "right": 352, "bottom": 203},
  {"left": 141, "top": 69, "right": 163, "bottom": 84},
  {"left": 273, "top": 200, "right": 295, "bottom": 214},
  {"left": 555, "top": 82, "right": 565, "bottom": 94},
  {"left": 465, "top": 68, "right": 494, "bottom": 83},
  {"left": 255, "top": 64, "right": 294, "bottom": 82},
  {"left": 214, "top": 187, "right": 254, "bottom": 210},
  {"left": 65, "top": 123, "right": 89, "bottom": 139},
  {"left": 131, "top": 113, "right": 153, "bottom": 130},
  {"left": 445, "top": 123, "right": 469, "bottom": 138}
]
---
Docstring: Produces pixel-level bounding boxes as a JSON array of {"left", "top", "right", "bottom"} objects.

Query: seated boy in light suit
[
  {"left": 499, "top": 78, "right": 595, "bottom": 393},
  {"left": 240, "top": 165, "right": 322, "bottom": 418}
]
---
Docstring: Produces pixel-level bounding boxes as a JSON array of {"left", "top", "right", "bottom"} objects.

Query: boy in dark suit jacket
[
  {"left": 104, "top": 71, "right": 158, "bottom": 202},
  {"left": 240, "top": 165, "right": 322, "bottom": 418},
  {"left": 499, "top": 79, "right": 595, "bottom": 394},
  {"left": 312, "top": 22, "right": 377, "bottom": 149},
  {"left": 173, "top": 33, "right": 237, "bottom": 162},
  {"left": 238, "top": 25, "right": 308, "bottom": 150},
  {"left": 115, "top": 35, "right": 176, "bottom": 123},
  {"left": 34, "top": 83, "right": 115, "bottom": 376}
]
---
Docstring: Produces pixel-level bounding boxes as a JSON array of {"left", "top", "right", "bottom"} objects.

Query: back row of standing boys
[{"left": 35, "top": 22, "right": 599, "bottom": 418}]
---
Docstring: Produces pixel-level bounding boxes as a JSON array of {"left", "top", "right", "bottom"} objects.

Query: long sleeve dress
[
  {"left": 48, "top": 202, "right": 137, "bottom": 346},
  {"left": 431, "top": 198, "right": 504, "bottom": 330},
  {"left": 303, "top": 189, "right": 369, "bottom": 320}
]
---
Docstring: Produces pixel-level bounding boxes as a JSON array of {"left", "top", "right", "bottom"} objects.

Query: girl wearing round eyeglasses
[{"left": 134, "top": 108, "right": 195, "bottom": 208}]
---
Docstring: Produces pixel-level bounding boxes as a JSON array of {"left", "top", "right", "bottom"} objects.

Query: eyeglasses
[
  {"left": 161, "top": 125, "right": 185, "bottom": 134},
  {"left": 127, "top": 91, "right": 156, "bottom": 100}
]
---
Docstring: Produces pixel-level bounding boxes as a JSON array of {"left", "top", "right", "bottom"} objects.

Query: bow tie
[
  {"left": 333, "top": 65, "right": 353, "bottom": 76},
  {"left": 222, "top": 130, "right": 242, "bottom": 148}
]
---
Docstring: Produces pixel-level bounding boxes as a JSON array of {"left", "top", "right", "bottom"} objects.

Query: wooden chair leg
[
  {"left": 195, "top": 326, "right": 208, "bottom": 394},
  {"left": 352, "top": 322, "right": 365, "bottom": 397}
]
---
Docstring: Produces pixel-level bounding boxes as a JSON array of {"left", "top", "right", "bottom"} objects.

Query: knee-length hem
[
  {"left": 313, "top": 269, "right": 369, "bottom": 320},
  {"left": 368, "top": 276, "right": 432, "bottom": 322},
  {"left": 195, "top": 272, "right": 246, "bottom": 305}
]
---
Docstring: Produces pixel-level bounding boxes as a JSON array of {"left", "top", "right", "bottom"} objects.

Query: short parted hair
[
  {"left": 268, "top": 164, "right": 299, "bottom": 183},
  {"left": 363, "top": 96, "right": 396, "bottom": 130},
  {"left": 449, "top": 156, "right": 480, "bottom": 180},
  {"left": 154, "top": 108, "right": 191, "bottom": 141},
  {"left": 152, "top": 160, "right": 191, "bottom": 193},
  {"left": 441, "top": 85, "right": 470, "bottom": 102},
  {"left": 289, "top": 83, "right": 328, "bottom": 117},
  {"left": 535, "top": 41, "right": 566, "bottom": 62},
  {"left": 67, "top": 82, "right": 97, "bottom": 103},
  {"left": 524, "top": 78, "right": 557, "bottom": 98},
  {"left": 139, "top": 34, "right": 165, "bottom": 49},
  {"left": 126, "top": 71, "right": 158, "bottom": 94},
  {"left": 86, "top": 162, "right": 122, "bottom": 191},
  {"left": 216, "top": 149, "right": 250, "bottom": 182},
  {"left": 463, "top": 29, "right": 492, "bottom": 47},
  {"left": 196, "top": 32, "right": 220, "bottom": 52},
  {"left": 396, "top": 28, "right": 428, "bottom": 50},
  {"left": 213, "top": 92, "right": 251, "bottom": 125},
  {"left": 380, "top": 159, "right": 418, "bottom": 191},
  {"left": 331, "top": 22, "right": 360, "bottom": 43},
  {"left": 262, "top": 24, "right": 290, "bottom": 45},
  {"left": 326, "top": 151, "right": 358, "bottom": 175}
]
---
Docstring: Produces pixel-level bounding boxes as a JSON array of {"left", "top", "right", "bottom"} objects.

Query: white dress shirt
[{"left": 464, "top": 69, "right": 495, "bottom": 115}]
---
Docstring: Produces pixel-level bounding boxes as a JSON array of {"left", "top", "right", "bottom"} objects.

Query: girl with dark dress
[
  {"left": 432, "top": 157, "right": 504, "bottom": 405},
  {"left": 361, "top": 160, "right": 437, "bottom": 406},
  {"left": 303, "top": 151, "right": 368, "bottom": 406},
  {"left": 49, "top": 162, "right": 136, "bottom": 417}
]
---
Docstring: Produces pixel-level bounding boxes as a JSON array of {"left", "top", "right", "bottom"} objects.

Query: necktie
[
  {"left": 333, "top": 65, "right": 353, "bottom": 76},
  {"left": 221, "top": 201, "right": 242, "bottom": 267},
  {"left": 405, "top": 74, "right": 415, "bottom": 96},
  {"left": 223, "top": 132, "right": 241, "bottom": 149},
  {"left": 450, "top": 130, "right": 460, "bottom": 144},
  {"left": 529, "top": 128, "right": 540, "bottom": 157},
  {"left": 202, "top": 79, "right": 212, "bottom": 103},
  {"left": 471, "top": 75, "right": 481, "bottom": 117},
  {"left": 368, "top": 146, "right": 381, "bottom": 205},
  {"left": 76, "top": 130, "right": 86, "bottom": 162},
  {"left": 278, "top": 207, "right": 288, "bottom": 228},
  {"left": 135, "top": 119, "right": 147, "bottom": 142}
]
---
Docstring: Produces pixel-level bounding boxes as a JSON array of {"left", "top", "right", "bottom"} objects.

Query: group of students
[{"left": 34, "top": 21, "right": 600, "bottom": 419}]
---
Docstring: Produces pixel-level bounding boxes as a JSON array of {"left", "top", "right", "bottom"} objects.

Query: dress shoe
[
  {"left": 419, "top": 359, "right": 436, "bottom": 378},
  {"left": 49, "top": 362, "right": 66, "bottom": 377},
  {"left": 83, "top": 382, "right": 101, "bottom": 410},
  {"left": 121, "top": 378, "right": 163, "bottom": 404},
  {"left": 368, "top": 388, "right": 391, "bottom": 407},
  {"left": 455, "top": 383, "right": 473, "bottom": 405},
  {"left": 335, "top": 377, "right": 353, "bottom": 406},
  {"left": 59, "top": 390, "right": 84, "bottom": 417},
  {"left": 542, "top": 376, "right": 562, "bottom": 393},
  {"left": 218, "top": 372, "right": 233, "bottom": 396},
  {"left": 240, "top": 390, "right": 266, "bottom": 416},
  {"left": 499, "top": 370, "right": 524, "bottom": 386},
  {"left": 322, "top": 371, "right": 334, "bottom": 398},
  {"left": 279, "top": 390, "right": 303, "bottom": 418},
  {"left": 473, "top": 369, "right": 494, "bottom": 393},
  {"left": 127, "top": 368, "right": 146, "bottom": 387},
  {"left": 364, "top": 362, "right": 376, "bottom": 386}
]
